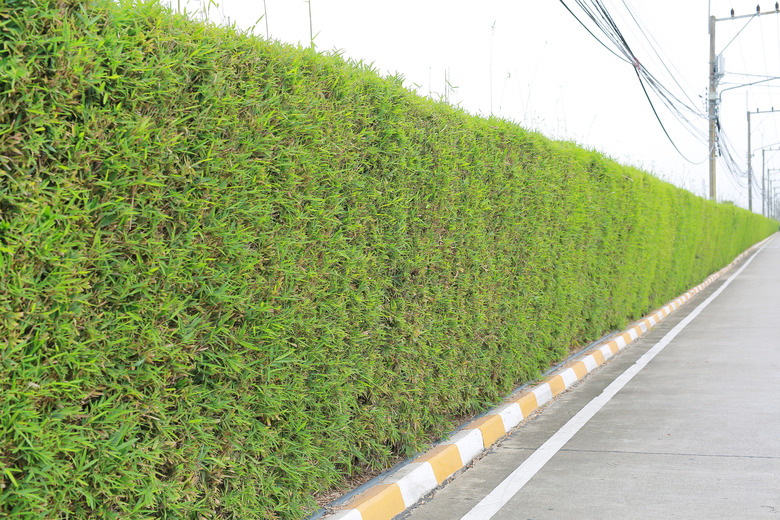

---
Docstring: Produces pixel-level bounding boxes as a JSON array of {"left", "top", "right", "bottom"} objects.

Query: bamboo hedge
[{"left": 0, "top": 0, "right": 776, "bottom": 518}]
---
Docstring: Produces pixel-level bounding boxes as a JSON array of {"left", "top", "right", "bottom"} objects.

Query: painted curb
[{"left": 323, "top": 238, "right": 770, "bottom": 520}]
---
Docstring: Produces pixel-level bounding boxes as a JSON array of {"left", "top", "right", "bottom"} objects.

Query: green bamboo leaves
[{"left": 0, "top": 0, "right": 776, "bottom": 519}]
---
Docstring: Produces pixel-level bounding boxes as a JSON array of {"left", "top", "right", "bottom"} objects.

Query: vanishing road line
[{"left": 459, "top": 247, "right": 764, "bottom": 520}]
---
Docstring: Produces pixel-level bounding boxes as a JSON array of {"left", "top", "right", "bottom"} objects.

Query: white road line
[{"left": 460, "top": 248, "right": 763, "bottom": 520}]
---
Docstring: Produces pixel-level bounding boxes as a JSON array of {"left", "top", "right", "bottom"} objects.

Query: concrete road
[{"left": 402, "top": 234, "right": 780, "bottom": 520}]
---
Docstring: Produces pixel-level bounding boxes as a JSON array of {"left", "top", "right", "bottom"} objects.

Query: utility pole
[
  {"left": 708, "top": 5, "right": 780, "bottom": 202},
  {"left": 746, "top": 109, "right": 780, "bottom": 213},
  {"left": 747, "top": 110, "right": 752, "bottom": 211},
  {"left": 708, "top": 15, "right": 717, "bottom": 201},
  {"left": 768, "top": 168, "right": 780, "bottom": 218},
  {"left": 760, "top": 148, "right": 780, "bottom": 215}
]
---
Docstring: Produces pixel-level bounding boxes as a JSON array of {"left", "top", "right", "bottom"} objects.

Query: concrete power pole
[
  {"left": 768, "top": 168, "right": 780, "bottom": 219},
  {"left": 747, "top": 110, "right": 780, "bottom": 213},
  {"left": 708, "top": 15, "right": 717, "bottom": 201},
  {"left": 747, "top": 111, "right": 752, "bottom": 211},
  {"left": 708, "top": 6, "right": 780, "bottom": 204},
  {"left": 761, "top": 149, "right": 780, "bottom": 216}
]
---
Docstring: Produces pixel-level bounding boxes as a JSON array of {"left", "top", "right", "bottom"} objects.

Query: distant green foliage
[{"left": 0, "top": 0, "right": 776, "bottom": 518}]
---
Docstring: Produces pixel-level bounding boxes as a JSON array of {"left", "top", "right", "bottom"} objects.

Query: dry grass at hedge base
[{"left": 1, "top": 0, "right": 777, "bottom": 518}]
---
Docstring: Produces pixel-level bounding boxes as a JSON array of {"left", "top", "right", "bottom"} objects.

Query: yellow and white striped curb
[{"left": 325, "top": 239, "right": 767, "bottom": 520}]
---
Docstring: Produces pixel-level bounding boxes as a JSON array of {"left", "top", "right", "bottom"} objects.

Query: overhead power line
[{"left": 558, "top": 0, "right": 709, "bottom": 164}]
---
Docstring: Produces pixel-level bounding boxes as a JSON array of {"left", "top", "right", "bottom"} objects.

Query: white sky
[{"left": 170, "top": 0, "right": 780, "bottom": 213}]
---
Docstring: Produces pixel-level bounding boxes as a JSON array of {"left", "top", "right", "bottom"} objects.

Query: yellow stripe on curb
[
  {"left": 347, "top": 484, "right": 405, "bottom": 520},
  {"left": 607, "top": 340, "right": 620, "bottom": 355},
  {"left": 591, "top": 349, "right": 606, "bottom": 365},
  {"left": 465, "top": 414, "right": 506, "bottom": 447},
  {"left": 414, "top": 444, "right": 462, "bottom": 484},
  {"left": 515, "top": 392, "right": 538, "bottom": 418},
  {"left": 545, "top": 375, "right": 566, "bottom": 396},
  {"left": 570, "top": 360, "right": 589, "bottom": 379}
]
